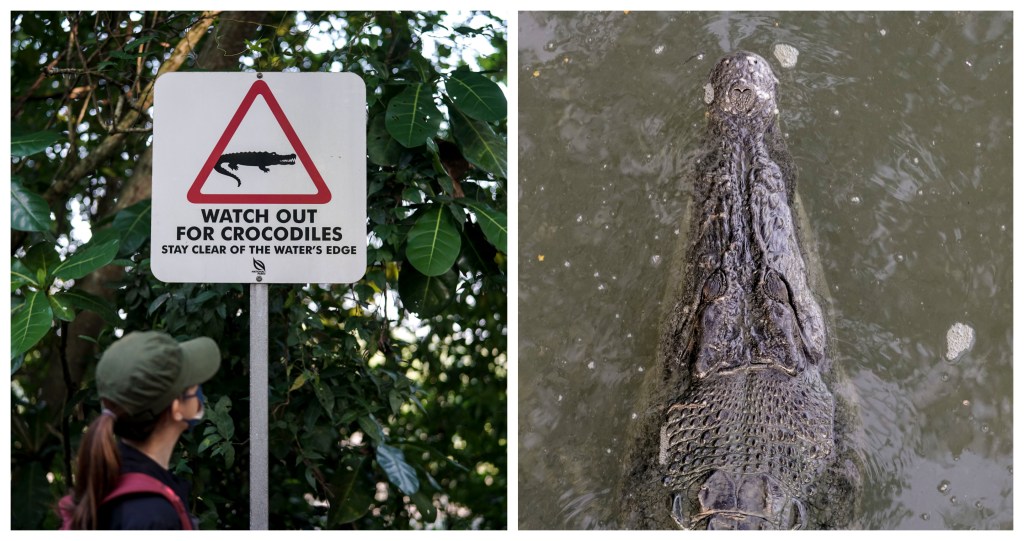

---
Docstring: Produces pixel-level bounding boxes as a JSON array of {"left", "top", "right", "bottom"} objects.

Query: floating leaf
[
  {"left": 376, "top": 443, "right": 419, "bottom": 495},
  {"left": 405, "top": 206, "right": 461, "bottom": 277},
  {"left": 398, "top": 264, "right": 456, "bottom": 318},
  {"left": 461, "top": 200, "right": 507, "bottom": 253},
  {"left": 447, "top": 70, "right": 507, "bottom": 122},
  {"left": 385, "top": 84, "right": 442, "bottom": 148},
  {"left": 11, "top": 180, "right": 53, "bottom": 233},
  {"left": 11, "top": 130, "right": 61, "bottom": 157},
  {"left": 449, "top": 106, "right": 507, "bottom": 178},
  {"left": 52, "top": 239, "right": 119, "bottom": 282},
  {"left": 11, "top": 290, "right": 53, "bottom": 358}
]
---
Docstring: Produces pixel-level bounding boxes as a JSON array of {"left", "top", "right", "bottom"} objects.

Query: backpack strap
[
  {"left": 57, "top": 494, "right": 75, "bottom": 530},
  {"left": 102, "top": 472, "right": 193, "bottom": 530}
]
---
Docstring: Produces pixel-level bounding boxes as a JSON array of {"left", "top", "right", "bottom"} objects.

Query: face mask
[{"left": 182, "top": 385, "right": 206, "bottom": 431}]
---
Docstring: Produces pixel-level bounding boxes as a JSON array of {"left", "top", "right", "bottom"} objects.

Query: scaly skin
[{"left": 657, "top": 51, "right": 835, "bottom": 530}]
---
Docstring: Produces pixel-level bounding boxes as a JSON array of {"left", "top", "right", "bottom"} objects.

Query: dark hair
[{"left": 66, "top": 400, "right": 166, "bottom": 529}]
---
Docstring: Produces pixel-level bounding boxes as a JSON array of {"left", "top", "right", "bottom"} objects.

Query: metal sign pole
[{"left": 250, "top": 283, "right": 269, "bottom": 529}]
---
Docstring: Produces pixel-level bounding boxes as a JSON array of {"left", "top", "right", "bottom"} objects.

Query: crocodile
[
  {"left": 214, "top": 151, "right": 296, "bottom": 187},
  {"left": 620, "top": 51, "right": 860, "bottom": 530}
]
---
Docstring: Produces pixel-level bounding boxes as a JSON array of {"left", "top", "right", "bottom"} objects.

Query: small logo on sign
[{"left": 252, "top": 258, "right": 266, "bottom": 278}]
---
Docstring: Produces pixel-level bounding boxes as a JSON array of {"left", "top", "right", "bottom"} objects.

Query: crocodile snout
[{"left": 729, "top": 82, "right": 757, "bottom": 114}]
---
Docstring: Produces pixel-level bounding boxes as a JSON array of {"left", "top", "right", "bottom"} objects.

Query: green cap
[{"left": 96, "top": 331, "right": 221, "bottom": 419}]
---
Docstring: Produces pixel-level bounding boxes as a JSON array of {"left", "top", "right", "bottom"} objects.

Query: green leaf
[
  {"left": 460, "top": 200, "right": 507, "bottom": 253},
  {"left": 376, "top": 443, "right": 419, "bottom": 495},
  {"left": 358, "top": 415, "right": 385, "bottom": 443},
  {"left": 111, "top": 199, "right": 152, "bottom": 255},
  {"left": 11, "top": 179, "right": 53, "bottom": 233},
  {"left": 122, "top": 34, "right": 160, "bottom": 50},
  {"left": 405, "top": 206, "right": 461, "bottom": 277},
  {"left": 428, "top": 147, "right": 456, "bottom": 196},
  {"left": 367, "top": 113, "right": 404, "bottom": 166},
  {"left": 397, "top": 264, "right": 456, "bottom": 318},
  {"left": 11, "top": 252, "right": 45, "bottom": 291},
  {"left": 313, "top": 377, "right": 335, "bottom": 421},
  {"left": 212, "top": 395, "right": 234, "bottom": 441},
  {"left": 10, "top": 460, "right": 52, "bottom": 528},
  {"left": 11, "top": 130, "right": 61, "bottom": 157},
  {"left": 61, "top": 289, "right": 120, "bottom": 325},
  {"left": 197, "top": 433, "right": 223, "bottom": 454},
  {"left": 48, "top": 293, "right": 76, "bottom": 322},
  {"left": 52, "top": 239, "right": 119, "bottom": 282},
  {"left": 304, "top": 467, "right": 317, "bottom": 491},
  {"left": 447, "top": 70, "right": 507, "bottom": 122},
  {"left": 289, "top": 371, "right": 308, "bottom": 392},
  {"left": 385, "top": 84, "right": 442, "bottom": 148},
  {"left": 20, "top": 242, "right": 60, "bottom": 278},
  {"left": 109, "top": 49, "right": 150, "bottom": 60},
  {"left": 458, "top": 222, "right": 499, "bottom": 276},
  {"left": 388, "top": 389, "right": 403, "bottom": 415},
  {"left": 449, "top": 106, "right": 507, "bottom": 178},
  {"left": 409, "top": 51, "right": 436, "bottom": 83},
  {"left": 11, "top": 290, "right": 53, "bottom": 358},
  {"left": 409, "top": 490, "right": 437, "bottom": 523},
  {"left": 11, "top": 261, "right": 33, "bottom": 291},
  {"left": 222, "top": 442, "right": 235, "bottom": 468},
  {"left": 12, "top": 354, "right": 25, "bottom": 375},
  {"left": 328, "top": 456, "right": 374, "bottom": 526}
]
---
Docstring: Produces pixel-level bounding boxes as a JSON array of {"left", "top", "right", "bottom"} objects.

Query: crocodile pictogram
[{"left": 213, "top": 151, "right": 297, "bottom": 187}]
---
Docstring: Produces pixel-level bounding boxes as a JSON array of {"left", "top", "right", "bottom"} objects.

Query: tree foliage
[{"left": 10, "top": 11, "right": 507, "bottom": 529}]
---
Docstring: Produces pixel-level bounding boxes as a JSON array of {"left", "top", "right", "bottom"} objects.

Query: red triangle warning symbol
[{"left": 187, "top": 80, "right": 332, "bottom": 204}]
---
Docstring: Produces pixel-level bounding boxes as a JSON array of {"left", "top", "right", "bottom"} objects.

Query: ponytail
[{"left": 68, "top": 405, "right": 122, "bottom": 529}]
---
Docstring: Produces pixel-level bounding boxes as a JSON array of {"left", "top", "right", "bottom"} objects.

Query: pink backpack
[{"left": 58, "top": 472, "right": 193, "bottom": 530}]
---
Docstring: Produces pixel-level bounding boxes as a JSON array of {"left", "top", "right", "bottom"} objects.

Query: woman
[{"left": 60, "top": 330, "right": 221, "bottom": 529}]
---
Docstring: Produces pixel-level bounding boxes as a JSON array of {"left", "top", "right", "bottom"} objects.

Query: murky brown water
[{"left": 518, "top": 11, "right": 1012, "bottom": 529}]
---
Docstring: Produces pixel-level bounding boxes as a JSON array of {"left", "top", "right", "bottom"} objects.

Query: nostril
[{"left": 729, "top": 85, "right": 756, "bottom": 112}]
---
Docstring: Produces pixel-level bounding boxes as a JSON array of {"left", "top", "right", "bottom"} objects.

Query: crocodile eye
[
  {"left": 763, "top": 268, "right": 790, "bottom": 304},
  {"left": 702, "top": 269, "right": 727, "bottom": 301}
]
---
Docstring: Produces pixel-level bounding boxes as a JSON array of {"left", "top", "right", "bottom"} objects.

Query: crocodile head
[
  {"left": 654, "top": 50, "right": 834, "bottom": 530},
  {"left": 703, "top": 51, "right": 779, "bottom": 129}
]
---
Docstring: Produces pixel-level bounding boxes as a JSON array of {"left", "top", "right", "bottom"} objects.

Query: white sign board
[{"left": 152, "top": 73, "right": 366, "bottom": 283}]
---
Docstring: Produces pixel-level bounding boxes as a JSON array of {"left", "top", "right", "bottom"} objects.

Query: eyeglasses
[{"left": 181, "top": 385, "right": 205, "bottom": 412}]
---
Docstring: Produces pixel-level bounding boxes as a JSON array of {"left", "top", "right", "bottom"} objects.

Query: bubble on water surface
[
  {"left": 773, "top": 43, "right": 799, "bottom": 68},
  {"left": 945, "top": 322, "right": 975, "bottom": 361}
]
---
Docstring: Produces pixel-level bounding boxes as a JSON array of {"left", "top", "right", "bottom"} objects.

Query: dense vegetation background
[{"left": 10, "top": 11, "right": 507, "bottom": 529}]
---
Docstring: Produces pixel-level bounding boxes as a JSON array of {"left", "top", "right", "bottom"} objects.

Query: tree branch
[
  {"left": 42, "top": 11, "right": 222, "bottom": 207},
  {"left": 39, "top": 11, "right": 270, "bottom": 416}
]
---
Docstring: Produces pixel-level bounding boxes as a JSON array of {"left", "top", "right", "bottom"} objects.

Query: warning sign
[
  {"left": 188, "top": 80, "right": 331, "bottom": 204},
  {"left": 152, "top": 73, "right": 366, "bottom": 284}
]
